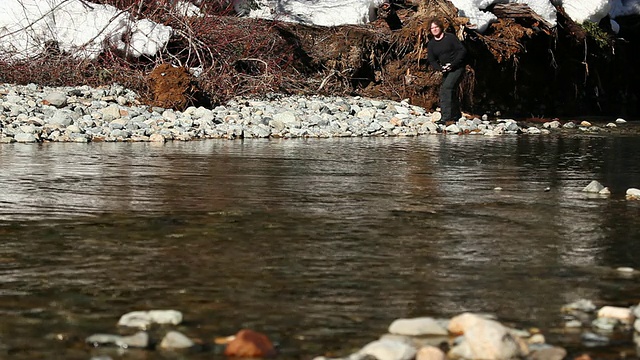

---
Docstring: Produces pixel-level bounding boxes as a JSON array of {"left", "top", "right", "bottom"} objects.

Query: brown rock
[
  {"left": 224, "top": 329, "right": 276, "bottom": 358},
  {"left": 574, "top": 354, "right": 592, "bottom": 360}
]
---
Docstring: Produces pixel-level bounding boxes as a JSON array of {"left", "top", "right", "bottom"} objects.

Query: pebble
[{"left": 0, "top": 83, "right": 623, "bottom": 143}]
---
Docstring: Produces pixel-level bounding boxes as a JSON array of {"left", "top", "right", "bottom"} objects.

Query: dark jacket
[{"left": 426, "top": 32, "right": 467, "bottom": 72}]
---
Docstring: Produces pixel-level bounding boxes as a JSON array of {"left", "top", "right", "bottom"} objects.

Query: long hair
[{"left": 428, "top": 18, "right": 445, "bottom": 38}]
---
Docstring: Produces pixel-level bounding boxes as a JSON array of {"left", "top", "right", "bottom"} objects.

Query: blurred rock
[{"left": 224, "top": 329, "right": 276, "bottom": 358}]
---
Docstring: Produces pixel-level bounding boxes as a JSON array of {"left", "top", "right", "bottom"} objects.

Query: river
[{"left": 1, "top": 134, "right": 640, "bottom": 359}]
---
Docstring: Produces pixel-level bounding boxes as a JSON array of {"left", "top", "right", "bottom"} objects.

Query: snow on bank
[
  {"left": 1, "top": 0, "right": 640, "bottom": 62},
  {"left": 0, "top": 0, "right": 172, "bottom": 60},
  {"left": 234, "top": 0, "right": 385, "bottom": 26}
]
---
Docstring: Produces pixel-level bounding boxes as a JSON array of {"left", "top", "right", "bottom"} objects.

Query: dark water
[{"left": 1, "top": 135, "right": 640, "bottom": 359}]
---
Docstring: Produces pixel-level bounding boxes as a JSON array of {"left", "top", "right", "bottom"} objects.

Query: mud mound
[{"left": 147, "top": 64, "right": 199, "bottom": 111}]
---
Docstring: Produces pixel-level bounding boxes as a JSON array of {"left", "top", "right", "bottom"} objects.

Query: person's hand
[{"left": 441, "top": 63, "right": 452, "bottom": 73}]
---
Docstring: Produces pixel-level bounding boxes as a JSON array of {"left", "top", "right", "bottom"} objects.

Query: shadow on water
[{"left": 1, "top": 135, "right": 640, "bottom": 359}]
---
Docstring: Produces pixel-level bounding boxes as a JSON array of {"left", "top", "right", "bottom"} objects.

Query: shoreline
[{"left": 0, "top": 83, "right": 634, "bottom": 144}]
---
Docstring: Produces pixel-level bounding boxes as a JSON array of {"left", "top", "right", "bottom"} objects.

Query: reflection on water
[{"left": 1, "top": 135, "right": 640, "bottom": 359}]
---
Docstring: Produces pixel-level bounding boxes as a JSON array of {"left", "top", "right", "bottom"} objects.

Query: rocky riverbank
[
  {"left": 0, "top": 83, "right": 631, "bottom": 144},
  {"left": 81, "top": 298, "right": 640, "bottom": 360}
]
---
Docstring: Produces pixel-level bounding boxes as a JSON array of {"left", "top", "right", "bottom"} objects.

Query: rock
[
  {"left": 358, "top": 339, "right": 416, "bottom": 360},
  {"left": 562, "top": 299, "right": 597, "bottom": 313},
  {"left": 543, "top": 120, "right": 561, "bottom": 129},
  {"left": 597, "top": 306, "right": 634, "bottom": 323},
  {"left": 626, "top": 188, "right": 640, "bottom": 200},
  {"left": 634, "top": 318, "right": 640, "bottom": 333},
  {"left": 45, "top": 92, "right": 67, "bottom": 107},
  {"left": 149, "top": 133, "right": 166, "bottom": 143},
  {"left": 448, "top": 313, "right": 527, "bottom": 360},
  {"left": 529, "top": 346, "right": 567, "bottom": 360},
  {"left": 599, "top": 187, "right": 611, "bottom": 195},
  {"left": 416, "top": 346, "right": 446, "bottom": 360},
  {"left": 160, "top": 330, "right": 194, "bottom": 349},
  {"left": 224, "top": 329, "right": 276, "bottom": 358},
  {"left": 444, "top": 124, "right": 460, "bottom": 133},
  {"left": 101, "top": 104, "right": 122, "bottom": 120},
  {"left": 582, "top": 180, "right": 605, "bottom": 193},
  {"left": 581, "top": 332, "right": 609, "bottom": 345},
  {"left": 85, "top": 331, "right": 149, "bottom": 348},
  {"left": 615, "top": 118, "right": 627, "bottom": 124},
  {"left": 117, "top": 310, "right": 183, "bottom": 328},
  {"left": 580, "top": 121, "right": 592, "bottom": 127},
  {"left": 388, "top": 317, "right": 448, "bottom": 336},
  {"left": 14, "top": 133, "right": 38, "bottom": 143}
]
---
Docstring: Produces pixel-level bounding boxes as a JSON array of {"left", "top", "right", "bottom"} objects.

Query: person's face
[{"left": 430, "top": 23, "right": 442, "bottom": 37}]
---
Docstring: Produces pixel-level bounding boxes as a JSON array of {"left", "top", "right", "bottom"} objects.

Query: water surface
[{"left": 1, "top": 135, "right": 640, "bottom": 359}]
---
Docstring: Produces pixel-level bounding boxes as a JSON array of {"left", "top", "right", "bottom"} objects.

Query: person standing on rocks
[{"left": 426, "top": 18, "right": 467, "bottom": 125}]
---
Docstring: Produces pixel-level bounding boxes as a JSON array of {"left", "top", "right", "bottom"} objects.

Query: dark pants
[{"left": 440, "top": 67, "right": 464, "bottom": 122}]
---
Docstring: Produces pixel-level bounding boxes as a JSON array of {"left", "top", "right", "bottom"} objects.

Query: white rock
[
  {"left": 626, "top": 188, "right": 640, "bottom": 200},
  {"left": 448, "top": 313, "right": 530, "bottom": 359},
  {"left": 599, "top": 187, "right": 611, "bottom": 195},
  {"left": 616, "top": 267, "right": 635, "bottom": 273},
  {"left": 615, "top": 118, "right": 627, "bottom": 124},
  {"left": 388, "top": 317, "right": 448, "bottom": 336},
  {"left": 358, "top": 339, "right": 417, "bottom": 360},
  {"left": 582, "top": 180, "right": 605, "bottom": 193},
  {"left": 597, "top": 306, "right": 634, "bottom": 323},
  {"left": 14, "top": 133, "right": 37, "bottom": 143},
  {"left": 117, "top": 310, "right": 183, "bottom": 328},
  {"left": 159, "top": 331, "right": 194, "bottom": 349}
]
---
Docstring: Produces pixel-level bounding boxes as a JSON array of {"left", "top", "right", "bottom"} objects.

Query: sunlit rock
[
  {"left": 388, "top": 317, "right": 448, "bottom": 336},
  {"left": 615, "top": 118, "right": 627, "bottom": 124},
  {"left": 597, "top": 306, "right": 634, "bottom": 324},
  {"left": 448, "top": 313, "right": 527, "bottom": 360},
  {"left": 224, "top": 329, "right": 276, "bottom": 358},
  {"left": 543, "top": 120, "right": 561, "bottom": 129},
  {"left": 582, "top": 180, "right": 605, "bottom": 193},
  {"left": 117, "top": 310, "right": 183, "bottom": 328},
  {"left": 159, "top": 330, "right": 194, "bottom": 349},
  {"left": 358, "top": 339, "right": 416, "bottom": 360},
  {"left": 416, "top": 346, "right": 446, "bottom": 360},
  {"left": 444, "top": 124, "right": 460, "bottom": 134},
  {"left": 44, "top": 92, "right": 67, "bottom": 108},
  {"left": 626, "top": 188, "right": 640, "bottom": 200},
  {"left": 86, "top": 331, "right": 149, "bottom": 348},
  {"left": 14, "top": 133, "right": 37, "bottom": 143}
]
